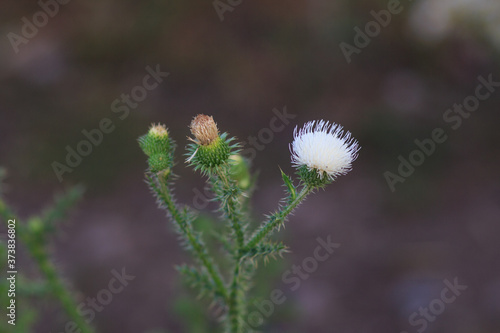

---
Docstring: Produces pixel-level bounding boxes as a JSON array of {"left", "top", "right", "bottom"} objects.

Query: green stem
[
  {"left": 0, "top": 202, "right": 93, "bottom": 333},
  {"left": 244, "top": 186, "right": 312, "bottom": 251},
  {"left": 29, "top": 241, "right": 93, "bottom": 333},
  {"left": 151, "top": 174, "right": 228, "bottom": 300},
  {"left": 212, "top": 167, "right": 249, "bottom": 333},
  {"left": 228, "top": 262, "right": 242, "bottom": 333},
  {"left": 215, "top": 168, "right": 244, "bottom": 249}
]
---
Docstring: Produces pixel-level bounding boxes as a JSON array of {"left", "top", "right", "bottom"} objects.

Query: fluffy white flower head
[{"left": 290, "top": 120, "right": 360, "bottom": 181}]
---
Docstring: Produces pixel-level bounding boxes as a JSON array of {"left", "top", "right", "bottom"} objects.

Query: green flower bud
[
  {"left": 229, "top": 154, "right": 251, "bottom": 190},
  {"left": 139, "top": 123, "right": 171, "bottom": 157},
  {"left": 193, "top": 137, "right": 230, "bottom": 168},
  {"left": 187, "top": 115, "right": 233, "bottom": 169},
  {"left": 148, "top": 153, "right": 171, "bottom": 173}
]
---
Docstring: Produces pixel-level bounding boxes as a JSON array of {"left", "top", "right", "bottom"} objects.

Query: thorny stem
[
  {"left": 0, "top": 201, "right": 94, "bottom": 333},
  {"left": 29, "top": 241, "right": 93, "bottom": 333},
  {"left": 228, "top": 262, "right": 242, "bottom": 333},
  {"left": 150, "top": 174, "right": 228, "bottom": 300},
  {"left": 244, "top": 185, "right": 312, "bottom": 251},
  {"left": 215, "top": 167, "right": 245, "bottom": 249},
  {"left": 213, "top": 166, "right": 246, "bottom": 333},
  {"left": 140, "top": 124, "right": 323, "bottom": 333}
]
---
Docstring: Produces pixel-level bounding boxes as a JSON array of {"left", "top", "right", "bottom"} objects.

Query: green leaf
[{"left": 280, "top": 168, "right": 296, "bottom": 201}]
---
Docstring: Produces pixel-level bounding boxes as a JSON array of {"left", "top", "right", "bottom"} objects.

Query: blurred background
[{"left": 1, "top": 0, "right": 500, "bottom": 332}]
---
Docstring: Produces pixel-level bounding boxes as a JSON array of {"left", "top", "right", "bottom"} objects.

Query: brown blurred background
[{"left": 1, "top": 0, "right": 500, "bottom": 332}]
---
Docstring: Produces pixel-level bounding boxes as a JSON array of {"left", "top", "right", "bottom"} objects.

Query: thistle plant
[
  {"left": 139, "top": 116, "right": 360, "bottom": 332},
  {"left": 0, "top": 179, "right": 94, "bottom": 333}
]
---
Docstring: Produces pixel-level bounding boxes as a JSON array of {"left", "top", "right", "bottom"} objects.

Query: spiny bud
[
  {"left": 190, "top": 114, "right": 219, "bottom": 146},
  {"left": 148, "top": 153, "right": 171, "bottom": 173},
  {"left": 139, "top": 123, "right": 174, "bottom": 173},
  {"left": 139, "top": 123, "right": 171, "bottom": 157},
  {"left": 186, "top": 115, "right": 232, "bottom": 169},
  {"left": 189, "top": 137, "right": 230, "bottom": 169}
]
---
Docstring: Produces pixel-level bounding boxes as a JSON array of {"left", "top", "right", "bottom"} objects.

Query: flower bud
[
  {"left": 192, "top": 137, "right": 230, "bottom": 168},
  {"left": 139, "top": 123, "right": 171, "bottom": 157},
  {"left": 148, "top": 153, "right": 171, "bottom": 173},
  {"left": 139, "top": 124, "right": 174, "bottom": 173},
  {"left": 229, "top": 154, "right": 251, "bottom": 190},
  {"left": 190, "top": 114, "right": 219, "bottom": 146},
  {"left": 187, "top": 115, "right": 231, "bottom": 169}
]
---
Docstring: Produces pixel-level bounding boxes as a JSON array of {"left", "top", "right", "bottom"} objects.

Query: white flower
[{"left": 290, "top": 120, "right": 360, "bottom": 181}]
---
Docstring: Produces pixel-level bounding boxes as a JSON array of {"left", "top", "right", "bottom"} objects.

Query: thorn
[{"left": 186, "top": 147, "right": 199, "bottom": 163}]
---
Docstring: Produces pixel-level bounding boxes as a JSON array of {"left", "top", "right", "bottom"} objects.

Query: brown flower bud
[{"left": 190, "top": 114, "right": 219, "bottom": 145}]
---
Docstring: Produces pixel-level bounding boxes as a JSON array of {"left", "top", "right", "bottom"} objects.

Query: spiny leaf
[
  {"left": 280, "top": 168, "right": 296, "bottom": 201},
  {"left": 242, "top": 241, "right": 289, "bottom": 263}
]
